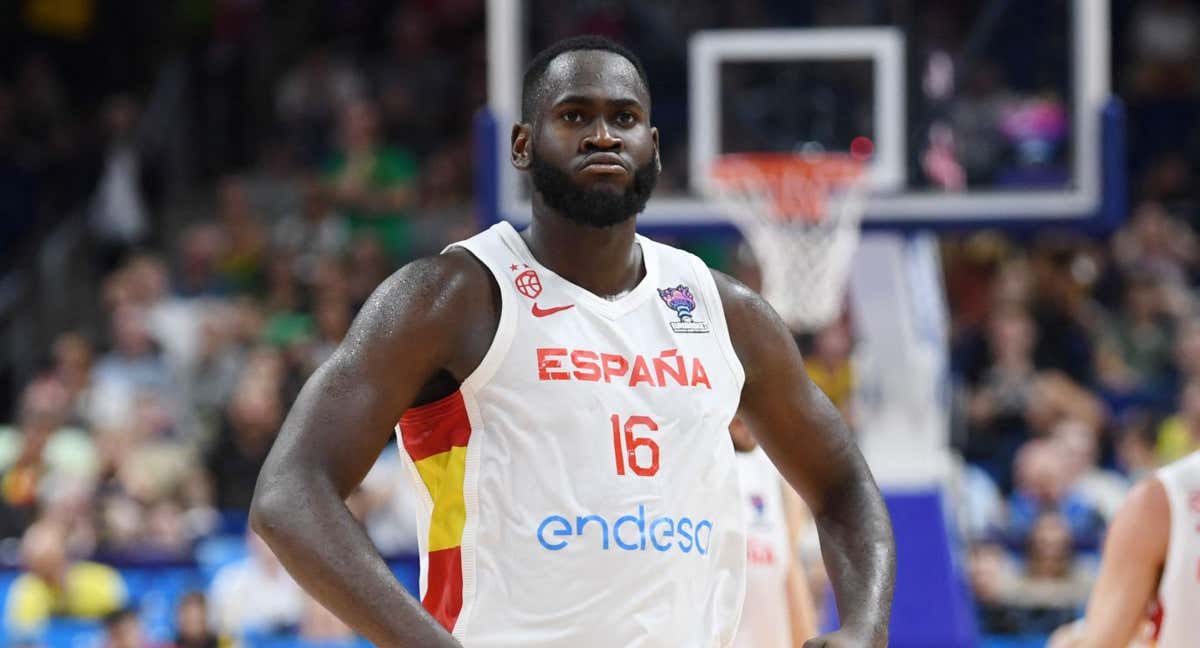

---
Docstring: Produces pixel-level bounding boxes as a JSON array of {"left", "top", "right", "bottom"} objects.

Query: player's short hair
[{"left": 521, "top": 35, "right": 650, "bottom": 123}]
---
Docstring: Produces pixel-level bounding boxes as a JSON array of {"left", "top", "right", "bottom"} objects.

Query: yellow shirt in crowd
[
  {"left": 4, "top": 561, "right": 127, "bottom": 631},
  {"left": 1157, "top": 415, "right": 1199, "bottom": 464}
]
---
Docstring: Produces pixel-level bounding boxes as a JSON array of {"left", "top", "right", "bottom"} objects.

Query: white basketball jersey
[
  {"left": 732, "top": 447, "right": 793, "bottom": 648},
  {"left": 1155, "top": 451, "right": 1200, "bottom": 647},
  {"left": 396, "top": 222, "right": 747, "bottom": 647}
]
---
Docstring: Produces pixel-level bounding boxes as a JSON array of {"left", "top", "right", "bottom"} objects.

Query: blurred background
[{"left": 0, "top": 0, "right": 1197, "bottom": 646}]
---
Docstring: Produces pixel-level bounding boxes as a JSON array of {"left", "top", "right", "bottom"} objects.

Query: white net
[{"left": 703, "top": 153, "right": 867, "bottom": 331}]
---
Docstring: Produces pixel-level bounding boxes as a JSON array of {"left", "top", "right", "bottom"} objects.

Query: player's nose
[{"left": 581, "top": 118, "right": 622, "bottom": 152}]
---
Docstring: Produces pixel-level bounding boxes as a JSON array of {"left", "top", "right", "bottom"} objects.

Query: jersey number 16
[{"left": 611, "top": 414, "right": 659, "bottom": 477}]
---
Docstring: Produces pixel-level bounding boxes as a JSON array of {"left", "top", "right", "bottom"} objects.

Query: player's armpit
[
  {"left": 251, "top": 251, "right": 496, "bottom": 648},
  {"left": 259, "top": 250, "right": 496, "bottom": 498},
  {"left": 711, "top": 270, "right": 894, "bottom": 648},
  {"left": 1054, "top": 478, "right": 1168, "bottom": 648}
]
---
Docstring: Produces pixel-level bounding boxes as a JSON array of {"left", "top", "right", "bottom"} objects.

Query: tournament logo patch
[
  {"left": 657, "top": 284, "right": 710, "bottom": 334},
  {"left": 748, "top": 493, "right": 772, "bottom": 530}
]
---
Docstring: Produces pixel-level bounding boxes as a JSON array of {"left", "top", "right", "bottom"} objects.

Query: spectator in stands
[
  {"left": 322, "top": 99, "right": 418, "bottom": 263},
  {"left": 356, "top": 445, "right": 421, "bottom": 558},
  {"left": 1021, "top": 371, "right": 1107, "bottom": 445},
  {"left": 1166, "top": 317, "right": 1200, "bottom": 400},
  {"left": 413, "top": 140, "right": 478, "bottom": 253},
  {"left": 1051, "top": 420, "right": 1129, "bottom": 522},
  {"left": 1114, "top": 409, "right": 1162, "bottom": 480},
  {"left": 39, "top": 477, "right": 99, "bottom": 559},
  {"left": 803, "top": 320, "right": 855, "bottom": 422},
  {"left": 50, "top": 332, "right": 95, "bottom": 426},
  {"left": 214, "top": 177, "right": 268, "bottom": 295},
  {"left": 4, "top": 520, "right": 127, "bottom": 633},
  {"left": 1128, "top": 0, "right": 1200, "bottom": 96},
  {"left": 1004, "top": 439, "right": 1104, "bottom": 550},
  {"left": 970, "top": 512, "right": 1094, "bottom": 635},
  {"left": 187, "top": 306, "right": 245, "bottom": 425},
  {"left": 346, "top": 234, "right": 393, "bottom": 310},
  {"left": 306, "top": 293, "right": 351, "bottom": 373},
  {"left": 966, "top": 304, "right": 1039, "bottom": 487},
  {"left": 93, "top": 416, "right": 211, "bottom": 561},
  {"left": 123, "top": 253, "right": 208, "bottom": 390},
  {"left": 375, "top": 4, "right": 455, "bottom": 158},
  {"left": 103, "top": 607, "right": 154, "bottom": 648},
  {"left": 90, "top": 303, "right": 177, "bottom": 431},
  {"left": 260, "top": 252, "right": 310, "bottom": 350},
  {"left": 1110, "top": 202, "right": 1196, "bottom": 293},
  {"left": 1029, "top": 239, "right": 1098, "bottom": 383},
  {"left": 957, "top": 461, "right": 1005, "bottom": 544},
  {"left": 205, "top": 360, "right": 282, "bottom": 511},
  {"left": 1094, "top": 268, "right": 1175, "bottom": 396},
  {"left": 943, "top": 233, "right": 1011, "bottom": 341},
  {"left": 173, "top": 592, "right": 228, "bottom": 648},
  {"left": 174, "top": 224, "right": 229, "bottom": 298},
  {"left": 208, "top": 530, "right": 304, "bottom": 636},
  {"left": 275, "top": 46, "right": 367, "bottom": 163},
  {"left": 948, "top": 61, "right": 1012, "bottom": 186},
  {"left": 87, "top": 95, "right": 152, "bottom": 272},
  {"left": 0, "top": 380, "right": 97, "bottom": 540},
  {"left": 1156, "top": 377, "right": 1200, "bottom": 462},
  {"left": 273, "top": 175, "right": 348, "bottom": 286}
]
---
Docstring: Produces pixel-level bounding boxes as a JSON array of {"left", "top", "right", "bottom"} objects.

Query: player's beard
[{"left": 530, "top": 155, "right": 658, "bottom": 228}]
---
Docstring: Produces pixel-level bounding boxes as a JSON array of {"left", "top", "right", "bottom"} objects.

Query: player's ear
[
  {"left": 512, "top": 123, "right": 533, "bottom": 170},
  {"left": 651, "top": 126, "right": 661, "bottom": 173}
]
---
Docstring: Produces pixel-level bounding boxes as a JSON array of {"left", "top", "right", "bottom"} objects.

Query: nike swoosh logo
[{"left": 531, "top": 303, "right": 575, "bottom": 318}]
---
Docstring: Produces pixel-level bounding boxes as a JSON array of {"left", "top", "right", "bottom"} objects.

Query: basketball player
[
  {"left": 731, "top": 417, "right": 820, "bottom": 647},
  {"left": 1048, "top": 449, "right": 1200, "bottom": 648},
  {"left": 250, "top": 35, "right": 895, "bottom": 647}
]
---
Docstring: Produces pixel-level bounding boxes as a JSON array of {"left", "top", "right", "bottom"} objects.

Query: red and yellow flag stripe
[{"left": 400, "top": 390, "right": 472, "bottom": 632}]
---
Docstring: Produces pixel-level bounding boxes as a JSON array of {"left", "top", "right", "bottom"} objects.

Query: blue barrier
[{"left": 825, "top": 488, "right": 977, "bottom": 647}]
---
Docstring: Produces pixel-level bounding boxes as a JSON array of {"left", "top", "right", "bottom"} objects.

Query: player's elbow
[{"left": 249, "top": 471, "right": 295, "bottom": 543}]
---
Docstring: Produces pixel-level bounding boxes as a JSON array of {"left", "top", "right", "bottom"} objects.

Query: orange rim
[{"left": 708, "top": 152, "right": 865, "bottom": 222}]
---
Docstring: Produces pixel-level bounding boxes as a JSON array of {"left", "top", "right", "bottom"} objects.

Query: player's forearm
[
  {"left": 250, "top": 473, "right": 461, "bottom": 648},
  {"left": 812, "top": 473, "right": 895, "bottom": 647}
]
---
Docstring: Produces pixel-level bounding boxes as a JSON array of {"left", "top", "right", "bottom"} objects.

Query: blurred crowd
[
  {"left": 1, "top": 0, "right": 1200, "bottom": 645},
  {"left": 1, "top": 0, "right": 478, "bottom": 644},
  {"left": 943, "top": 0, "right": 1200, "bottom": 635},
  {"left": 942, "top": 202, "right": 1200, "bottom": 635}
]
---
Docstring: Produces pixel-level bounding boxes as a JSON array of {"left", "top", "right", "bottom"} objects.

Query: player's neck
[{"left": 522, "top": 210, "right": 644, "bottom": 299}]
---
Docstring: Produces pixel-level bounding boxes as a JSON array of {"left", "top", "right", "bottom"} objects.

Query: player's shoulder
[
  {"left": 1124, "top": 475, "right": 1169, "bottom": 517},
  {"left": 1108, "top": 476, "right": 1169, "bottom": 558},
  {"left": 706, "top": 268, "right": 796, "bottom": 382},
  {"left": 708, "top": 269, "right": 785, "bottom": 336},
  {"left": 358, "top": 248, "right": 497, "bottom": 333}
]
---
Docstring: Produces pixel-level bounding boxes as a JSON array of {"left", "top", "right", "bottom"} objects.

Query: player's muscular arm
[
  {"left": 714, "top": 271, "right": 895, "bottom": 648},
  {"left": 251, "top": 251, "right": 497, "bottom": 648},
  {"left": 1048, "top": 479, "right": 1168, "bottom": 648}
]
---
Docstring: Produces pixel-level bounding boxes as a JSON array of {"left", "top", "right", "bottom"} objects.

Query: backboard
[{"left": 480, "top": 0, "right": 1123, "bottom": 232}]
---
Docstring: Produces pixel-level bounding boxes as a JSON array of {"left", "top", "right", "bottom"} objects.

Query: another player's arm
[
  {"left": 781, "top": 481, "right": 820, "bottom": 646},
  {"left": 1048, "top": 478, "right": 1168, "bottom": 648},
  {"left": 251, "top": 252, "right": 494, "bottom": 648},
  {"left": 714, "top": 271, "right": 895, "bottom": 648}
]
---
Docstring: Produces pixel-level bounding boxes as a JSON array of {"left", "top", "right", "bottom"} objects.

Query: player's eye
[
  {"left": 615, "top": 111, "right": 636, "bottom": 126},
  {"left": 562, "top": 110, "right": 584, "bottom": 123}
]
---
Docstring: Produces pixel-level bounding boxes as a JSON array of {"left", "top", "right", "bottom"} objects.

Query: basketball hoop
[{"left": 704, "top": 152, "right": 867, "bottom": 332}]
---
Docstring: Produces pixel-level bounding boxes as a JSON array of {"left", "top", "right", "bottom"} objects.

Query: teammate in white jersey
[
  {"left": 251, "top": 35, "right": 894, "bottom": 648},
  {"left": 1049, "top": 450, "right": 1200, "bottom": 648},
  {"left": 731, "top": 418, "right": 819, "bottom": 648}
]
